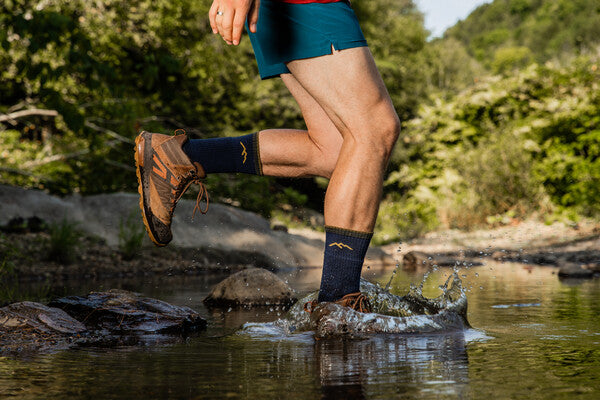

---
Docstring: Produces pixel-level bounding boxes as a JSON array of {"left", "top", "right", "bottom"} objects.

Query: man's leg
[
  {"left": 285, "top": 47, "right": 401, "bottom": 302},
  {"left": 287, "top": 46, "right": 400, "bottom": 232},
  {"left": 137, "top": 47, "right": 398, "bottom": 304},
  {"left": 138, "top": 73, "right": 343, "bottom": 247},
  {"left": 183, "top": 73, "right": 342, "bottom": 180},
  {"left": 257, "top": 73, "right": 342, "bottom": 179},
  {"left": 181, "top": 47, "right": 399, "bottom": 303}
]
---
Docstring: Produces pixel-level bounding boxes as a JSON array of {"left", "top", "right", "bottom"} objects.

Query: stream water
[{"left": 1, "top": 261, "right": 599, "bottom": 399}]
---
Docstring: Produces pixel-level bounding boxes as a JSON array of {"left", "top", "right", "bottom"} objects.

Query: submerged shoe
[
  {"left": 135, "top": 130, "right": 208, "bottom": 246},
  {"left": 304, "top": 292, "right": 372, "bottom": 314}
]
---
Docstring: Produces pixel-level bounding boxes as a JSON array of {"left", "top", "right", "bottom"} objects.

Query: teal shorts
[{"left": 247, "top": 0, "right": 368, "bottom": 80}]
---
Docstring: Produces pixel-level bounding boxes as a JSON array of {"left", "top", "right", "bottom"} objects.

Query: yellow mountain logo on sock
[
  {"left": 240, "top": 142, "right": 247, "bottom": 164},
  {"left": 329, "top": 242, "right": 353, "bottom": 250}
]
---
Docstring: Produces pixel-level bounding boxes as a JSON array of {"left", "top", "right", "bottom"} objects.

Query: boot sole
[{"left": 135, "top": 131, "right": 166, "bottom": 247}]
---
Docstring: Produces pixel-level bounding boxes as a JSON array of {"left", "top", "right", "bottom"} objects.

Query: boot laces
[
  {"left": 339, "top": 292, "right": 371, "bottom": 313},
  {"left": 171, "top": 130, "right": 209, "bottom": 219},
  {"left": 173, "top": 169, "right": 209, "bottom": 220},
  {"left": 303, "top": 292, "right": 371, "bottom": 314}
]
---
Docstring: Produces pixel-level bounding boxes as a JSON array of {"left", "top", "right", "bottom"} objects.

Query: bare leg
[
  {"left": 254, "top": 47, "right": 399, "bottom": 232},
  {"left": 257, "top": 74, "right": 343, "bottom": 179},
  {"left": 285, "top": 47, "right": 401, "bottom": 232}
]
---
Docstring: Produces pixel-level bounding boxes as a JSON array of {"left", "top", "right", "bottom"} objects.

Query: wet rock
[
  {"left": 0, "top": 301, "right": 86, "bottom": 334},
  {"left": 0, "top": 302, "right": 87, "bottom": 355},
  {"left": 49, "top": 289, "right": 206, "bottom": 334},
  {"left": 204, "top": 268, "right": 296, "bottom": 307},
  {"left": 1, "top": 291, "right": 207, "bottom": 356},
  {"left": 557, "top": 262, "right": 594, "bottom": 279}
]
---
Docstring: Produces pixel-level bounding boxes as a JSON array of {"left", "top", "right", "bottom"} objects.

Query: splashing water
[{"left": 240, "top": 272, "right": 469, "bottom": 339}]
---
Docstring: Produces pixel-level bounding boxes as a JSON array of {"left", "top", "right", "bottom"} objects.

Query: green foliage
[
  {"left": 446, "top": 0, "right": 600, "bottom": 67},
  {"left": 373, "top": 194, "right": 438, "bottom": 244},
  {"left": 491, "top": 46, "right": 533, "bottom": 74},
  {"left": 0, "top": 0, "right": 430, "bottom": 220},
  {"left": 47, "top": 218, "right": 80, "bottom": 264},
  {"left": 336, "top": 0, "right": 429, "bottom": 121},
  {"left": 118, "top": 211, "right": 145, "bottom": 261},
  {"left": 3, "top": 0, "right": 598, "bottom": 241},
  {"left": 420, "top": 38, "right": 485, "bottom": 96},
  {"left": 0, "top": 234, "right": 17, "bottom": 279},
  {"left": 385, "top": 57, "right": 600, "bottom": 233},
  {"left": 0, "top": 0, "right": 304, "bottom": 195}
]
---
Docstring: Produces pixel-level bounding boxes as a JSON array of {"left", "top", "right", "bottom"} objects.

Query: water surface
[{"left": 1, "top": 262, "right": 599, "bottom": 399}]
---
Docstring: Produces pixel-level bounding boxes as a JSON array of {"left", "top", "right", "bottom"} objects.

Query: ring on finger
[{"left": 216, "top": 11, "right": 223, "bottom": 16}]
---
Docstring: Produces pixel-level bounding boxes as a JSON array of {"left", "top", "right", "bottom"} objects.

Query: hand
[{"left": 209, "top": 0, "right": 260, "bottom": 46}]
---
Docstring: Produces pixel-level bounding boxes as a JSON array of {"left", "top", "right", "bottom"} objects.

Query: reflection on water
[
  {"left": 1, "top": 262, "right": 599, "bottom": 399},
  {"left": 315, "top": 333, "right": 469, "bottom": 399}
]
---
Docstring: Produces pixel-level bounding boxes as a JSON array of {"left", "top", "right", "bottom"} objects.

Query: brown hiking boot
[
  {"left": 304, "top": 292, "right": 372, "bottom": 314},
  {"left": 134, "top": 130, "right": 208, "bottom": 246}
]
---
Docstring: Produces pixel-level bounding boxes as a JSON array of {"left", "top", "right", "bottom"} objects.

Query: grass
[
  {"left": 118, "top": 211, "right": 145, "bottom": 261},
  {"left": 47, "top": 218, "right": 80, "bottom": 264}
]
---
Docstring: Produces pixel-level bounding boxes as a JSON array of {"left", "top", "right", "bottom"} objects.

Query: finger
[
  {"left": 215, "top": 11, "right": 224, "bottom": 39},
  {"left": 232, "top": 10, "right": 247, "bottom": 45},
  {"left": 208, "top": 2, "right": 218, "bottom": 34},
  {"left": 221, "top": 11, "right": 235, "bottom": 44},
  {"left": 248, "top": 0, "right": 260, "bottom": 33}
]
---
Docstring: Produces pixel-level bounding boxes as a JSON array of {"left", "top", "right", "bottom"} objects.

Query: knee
[
  {"left": 364, "top": 112, "right": 401, "bottom": 162},
  {"left": 382, "top": 114, "right": 401, "bottom": 155}
]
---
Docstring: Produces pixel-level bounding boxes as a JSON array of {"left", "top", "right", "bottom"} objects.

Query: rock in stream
[
  {"left": 1, "top": 290, "right": 206, "bottom": 356},
  {"left": 204, "top": 268, "right": 296, "bottom": 307},
  {"left": 49, "top": 289, "right": 206, "bottom": 334}
]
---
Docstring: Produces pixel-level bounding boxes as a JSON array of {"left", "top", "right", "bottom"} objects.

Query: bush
[
  {"left": 47, "top": 219, "right": 80, "bottom": 264},
  {"left": 492, "top": 46, "right": 533, "bottom": 74},
  {"left": 383, "top": 57, "right": 600, "bottom": 234},
  {"left": 118, "top": 211, "right": 146, "bottom": 261},
  {"left": 444, "top": 131, "right": 546, "bottom": 228},
  {"left": 373, "top": 194, "right": 439, "bottom": 244},
  {"left": 0, "top": 234, "right": 17, "bottom": 280}
]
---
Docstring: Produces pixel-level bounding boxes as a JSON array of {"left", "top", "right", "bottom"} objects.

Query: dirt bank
[{"left": 0, "top": 231, "right": 270, "bottom": 283}]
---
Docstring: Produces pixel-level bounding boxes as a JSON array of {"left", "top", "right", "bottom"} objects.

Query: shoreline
[{"left": 2, "top": 219, "right": 599, "bottom": 284}]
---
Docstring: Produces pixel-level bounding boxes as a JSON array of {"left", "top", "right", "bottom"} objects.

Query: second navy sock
[{"left": 182, "top": 132, "right": 262, "bottom": 175}]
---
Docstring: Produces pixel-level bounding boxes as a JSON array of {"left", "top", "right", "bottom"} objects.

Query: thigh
[
  {"left": 286, "top": 46, "right": 398, "bottom": 140},
  {"left": 281, "top": 73, "right": 343, "bottom": 153}
]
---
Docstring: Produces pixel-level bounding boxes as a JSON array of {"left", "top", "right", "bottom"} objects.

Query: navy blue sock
[
  {"left": 182, "top": 132, "right": 262, "bottom": 175},
  {"left": 318, "top": 226, "right": 373, "bottom": 302}
]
